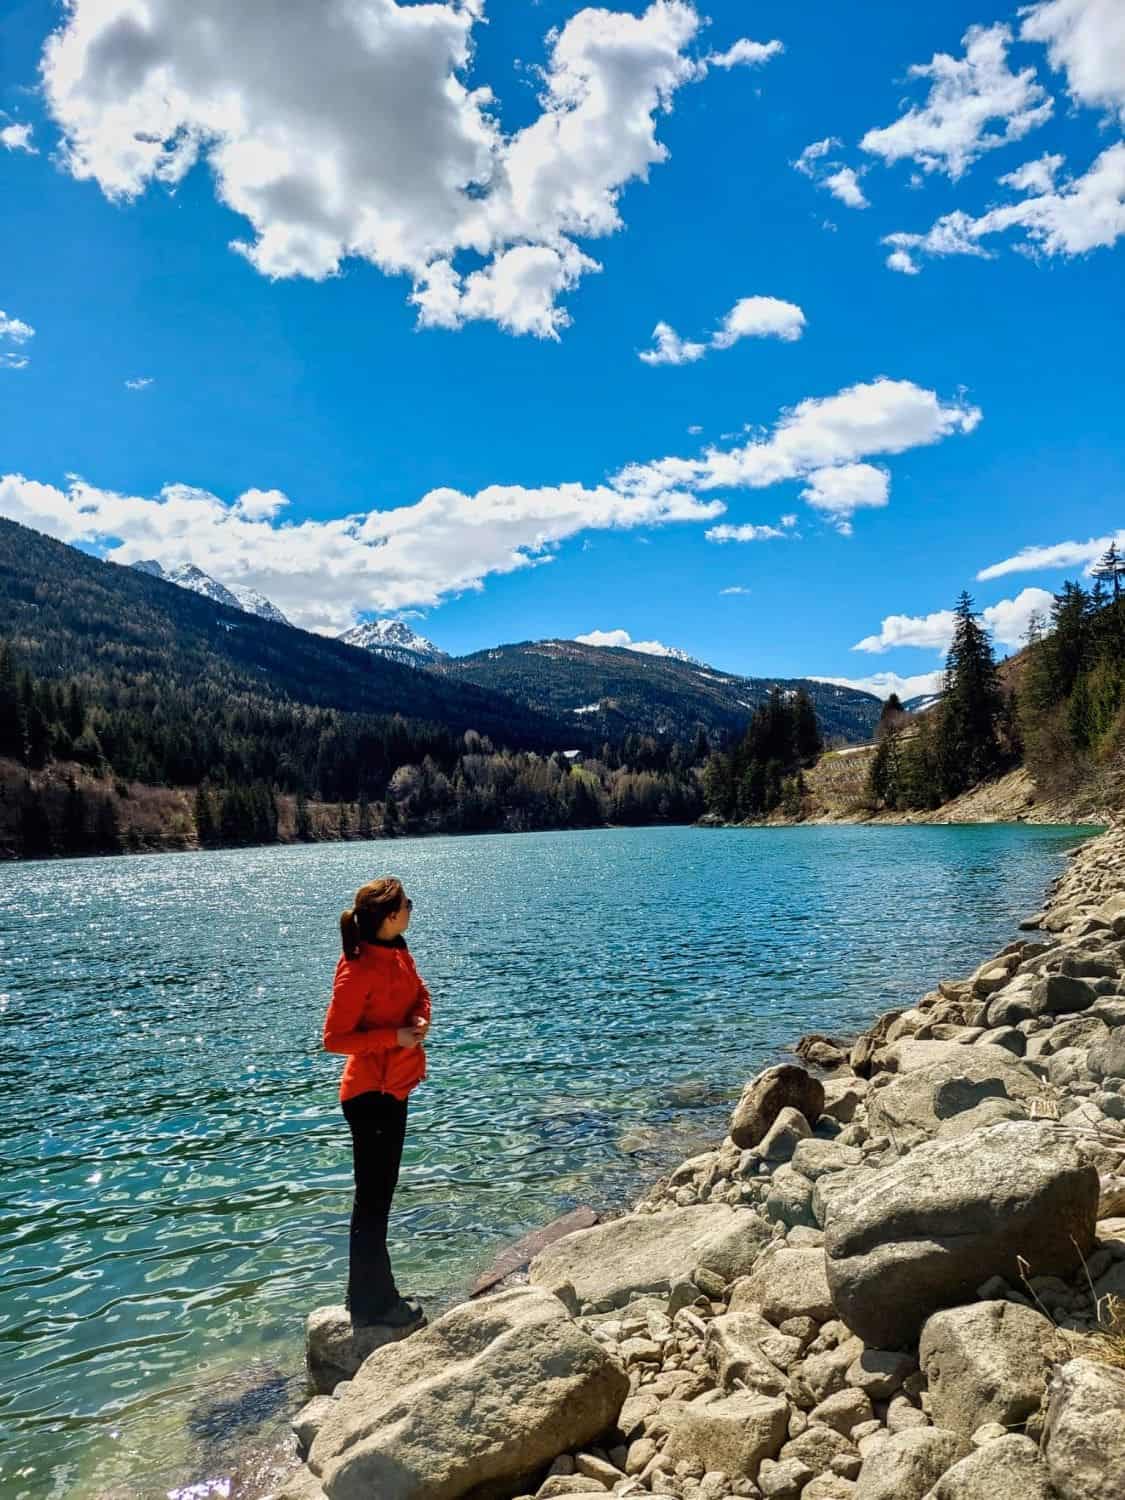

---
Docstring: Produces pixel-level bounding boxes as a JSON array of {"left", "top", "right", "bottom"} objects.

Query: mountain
[
  {"left": 339, "top": 618, "right": 448, "bottom": 667},
  {"left": 435, "top": 639, "right": 882, "bottom": 744},
  {"left": 903, "top": 691, "right": 943, "bottom": 715},
  {"left": 131, "top": 559, "right": 290, "bottom": 625},
  {"left": 0, "top": 518, "right": 583, "bottom": 752}
]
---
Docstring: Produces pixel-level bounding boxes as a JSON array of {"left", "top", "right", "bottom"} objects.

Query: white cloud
[
  {"left": 886, "top": 248, "right": 922, "bottom": 275},
  {"left": 799, "top": 463, "right": 889, "bottom": 535},
  {"left": 793, "top": 137, "right": 868, "bottom": 209},
  {"left": 707, "top": 38, "right": 783, "bottom": 70},
  {"left": 977, "top": 530, "right": 1125, "bottom": 579},
  {"left": 853, "top": 587, "right": 1056, "bottom": 653},
  {"left": 705, "top": 523, "right": 788, "bottom": 543},
  {"left": 0, "top": 309, "right": 34, "bottom": 370},
  {"left": 719, "top": 585, "right": 751, "bottom": 595},
  {"left": 575, "top": 628, "right": 682, "bottom": 656},
  {"left": 823, "top": 167, "right": 869, "bottom": 209},
  {"left": 0, "top": 311, "right": 35, "bottom": 343},
  {"left": 639, "top": 320, "right": 708, "bottom": 366},
  {"left": 687, "top": 424, "right": 703, "bottom": 435},
  {"left": 812, "top": 670, "right": 945, "bottom": 702},
  {"left": 883, "top": 141, "right": 1125, "bottom": 270},
  {"left": 999, "top": 152, "right": 1065, "bottom": 193},
  {"left": 42, "top": 1, "right": 781, "bottom": 340},
  {"left": 0, "top": 471, "right": 724, "bottom": 634},
  {"left": 616, "top": 379, "right": 981, "bottom": 524},
  {"left": 1, "top": 122, "right": 37, "bottom": 154},
  {"left": 124, "top": 376, "right": 154, "bottom": 391},
  {"left": 1021, "top": 0, "right": 1125, "bottom": 122},
  {"left": 712, "top": 296, "right": 806, "bottom": 348},
  {"left": 641, "top": 295, "right": 805, "bottom": 365},
  {"left": 860, "top": 23, "right": 1053, "bottom": 180}
]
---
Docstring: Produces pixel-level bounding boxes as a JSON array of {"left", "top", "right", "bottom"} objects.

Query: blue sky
[{"left": 1, "top": 0, "right": 1123, "bottom": 698}]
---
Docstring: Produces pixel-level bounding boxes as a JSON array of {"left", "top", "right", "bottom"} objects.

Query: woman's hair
[{"left": 340, "top": 876, "right": 406, "bottom": 959}]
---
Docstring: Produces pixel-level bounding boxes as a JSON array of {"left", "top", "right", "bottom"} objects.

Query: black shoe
[{"left": 352, "top": 1295, "right": 424, "bottom": 1331}]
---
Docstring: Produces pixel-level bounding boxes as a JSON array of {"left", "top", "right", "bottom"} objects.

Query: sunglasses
[{"left": 401, "top": 898, "right": 414, "bottom": 912}]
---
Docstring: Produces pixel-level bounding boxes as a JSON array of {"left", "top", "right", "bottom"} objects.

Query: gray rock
[
  {"left": 529, "top": 1205, "right": 771, "bottom": 1309},
  {"left": 758, "top": 1456, "right": 815, "bottom": 1499},
  {"left": 305, "top": 1305, "right": 425, "bottom": 1395},
  {"left": 846, "top": 1349, "right": 916, "bottom": 1399},
  {"left": 978, "top": 1026, "right": 1025, "bottom": 1057},
  {"left": 664, "top": 1390, "right": 789, "bottom": 1480},
  {"left": 854, "top": 1428, "right": 969, "bottom": 1500},
  {"left": 792, "top": 1140, "right": 866, "bottom": 1180},
  {"left": 1034, "top": 1013, "right": 1109, "bottom": 1057},
  {"left": 308, "top": 1287, "right": 627, "bottom": 1500},
  {"left": 1042, "top": 1356, "right": 1125, "bottom": 1500},
  {"left": 921, "top": 1434, "right": 1053, "bottom": 1499},
  {"left": 780, "top": 1422, "right": 857, "bottom": 1472},
  {"left": 766, "top": 1167, "right": 817, "bottom": 1230},
  {"left": 293, "top": 1396, "right": 338, "bottom": 1460},
  {"left": 759, "top": 1108, "right": 814, "bottom": 1164},
  {"left": 823, "top": 1079, "right": 868, "bottom": 1125},
  {"left": 731, "top": 1245, "right": 834, "bottom": 1325},
  {"left": 792, "top": 1335, "right": 865, "bottom": 1406},
  {"left": 823, "top": 1122, "right": 1098, "bottom": 1348},
  {"left": 704, "top": 1313, "right": 790, "bottom": 1396},
  {"left": 918, "top": 1301, "right": 1061, "bottom": 1438},
  {"left": 865, "top": 1053, "right": 1046, "bottom": 1151},
  {"left": 1089, "top": 1031, "right": 1125, "bottom": 1081},
  {"left": 932, "top": 1097, "right": 1027, "bottom": 1140},
  {"left": 810, "top": 1388, "right": 874, "bottom": 1436},
  {"left": 804, "top": 1479, "right": 859, "bottom": 1500},
  {"left": 731, "top": 1066, "right": 826, "bottom": 1150}
]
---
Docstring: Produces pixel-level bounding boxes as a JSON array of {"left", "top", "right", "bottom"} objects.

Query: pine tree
[
  {"left": 295, "top": 790, "right": 313, "bottom": 840},
  {"left": 62, "top": 777, "right": 88, "bottom": 854},
  {"left": 0, "top": 643, "right": 26, "bottom": 760},
  {"left": 794, "top": 688, "right": 822, "bottom": 765},
  {"left": 935, "top": 591, "right": 1005, "bottom": 797},
  {"left": 1091, "top": 541, "right": 1125, "bottom": 601},
  {"left": 194, "top": 784, "right": 216, "bottom": 846}
]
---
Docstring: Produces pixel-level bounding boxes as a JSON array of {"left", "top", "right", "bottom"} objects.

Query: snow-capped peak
[
  {"left": 338, "top": 618, "right": 447, "bottom": 667},
  {"left": 131, "top": 559, "right": 290, "bottom": 625}
]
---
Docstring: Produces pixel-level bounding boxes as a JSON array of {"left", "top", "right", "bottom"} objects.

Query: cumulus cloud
[
  {"left": 977, "top": 530, "right": 1125, "bottom": 579},
  {"left": 853, "top": 587, "right": 1056, "bottom": 653},
  {"left": 615, "top": 379, "right": 981, "bottom": 530},
  {"left": 860, "top": 23, "right": 1053, "bottom": 180},
  {"left": 883, "top": 141, "right": 1125, "bottom": 272},
  {"left": 0, "top": 375, "right": 980, "bottom": 627},
  {"left": 812, "top": 670, "right": 945, "bottom": 702},
  {"left": 705, "top": 522, "right": 788, "bottom": 543},
  {"left": 1021, "top": 0, "right": 1125, "bottom": 122},
  {"left": 639, "top": 320, "right": 707, "bottom": 366},
  {"left": 793, "top": 137, "right": 868, "bottom": 208},
  {"left": 575, "top": 628, "right": 684, "bottom": 656},
  {"left": 1, "top": 122, "right": 36, "bottom": 154},
  {"left": 42, "top": 0, "right": 781, "bottom": 339},
  {"left": 640, "top": 295, "right": 805, "bottom": 364},
  {"left": 800, "top": 463, "right": 889, "bottom": 535}
]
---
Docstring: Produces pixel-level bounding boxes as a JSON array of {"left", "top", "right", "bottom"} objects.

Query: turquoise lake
[{"left": 0, "top": 822, "right": 1099, "bottom": 1498}]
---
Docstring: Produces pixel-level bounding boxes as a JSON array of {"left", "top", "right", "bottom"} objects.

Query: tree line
[{"left": 0, "top": 639, "right": 710, "bottom": 858}]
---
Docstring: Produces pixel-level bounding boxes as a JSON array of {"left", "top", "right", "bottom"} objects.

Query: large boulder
[
  {"left": 307, "top": 1287, "right": 628, "bottom": 1500},
  {"left": 921, "top": 1434, "right": 1053, "bottom": 1500},
  {"left": 823, "top": 1122, "right": 1098, "bottom": 1348},
  {"left": 528, "top": 1204, "right": 771, "bottom": 1308},
  {"left": 1042, "top": 1357, "right": 1125, "bottom": 1500},
  {"left": 663, "top": 1389, "right": 789, "bottom": 1479},
  {"left": 854, "top": 1428, "right": 968, "bottom": 1500},
  {"left": 986, "top": 975, "right": 1097, "bottom": 1028},
  {"left": 731, "top": 1066, "right": 826, "bottom": 1150},
  {"left": 865, "top": 1052, "right": 1046, "bottom": 1151},
  {"left": 918, "top": 1301, "right": 1061, "bottom": 1438}
]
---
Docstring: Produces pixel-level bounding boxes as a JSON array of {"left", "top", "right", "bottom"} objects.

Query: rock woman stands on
[{"left": 323, "top": 876, "right": 431, "bottom": 1329}]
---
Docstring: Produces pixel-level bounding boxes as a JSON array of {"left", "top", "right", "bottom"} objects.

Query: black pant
[{"left": 341, "top": 1090, "right": 408, "bottom": 1321}]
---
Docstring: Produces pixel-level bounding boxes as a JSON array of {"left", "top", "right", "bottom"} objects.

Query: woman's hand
[{"left": 396, "top": 1016, "right": 429, "bottom": 1048}]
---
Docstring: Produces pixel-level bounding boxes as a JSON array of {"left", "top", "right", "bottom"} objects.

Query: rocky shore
[{"left": 281, "top": 819, "right": 1125, "bottom": 1500}]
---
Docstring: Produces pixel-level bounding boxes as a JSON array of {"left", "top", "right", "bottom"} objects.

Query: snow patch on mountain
[
  {"left": 338, "top": 618, "right": 447, "bottom": 667},
  {"left": 131, "top": 559, "right": 290, "bottom": 624}
]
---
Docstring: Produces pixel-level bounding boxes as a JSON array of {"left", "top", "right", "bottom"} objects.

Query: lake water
[{"left": 0, "top": 823, "right": 1098, "bottom": 1498}]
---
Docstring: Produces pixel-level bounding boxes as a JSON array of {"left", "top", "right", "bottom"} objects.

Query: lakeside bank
[{"left": 281, "top": 816, "right": 1125, "bottom": 1500}]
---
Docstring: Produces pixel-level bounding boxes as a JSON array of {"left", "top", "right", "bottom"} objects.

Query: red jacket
[{"left": 323, "top": 939, "right": 432, "bottom": 1103}]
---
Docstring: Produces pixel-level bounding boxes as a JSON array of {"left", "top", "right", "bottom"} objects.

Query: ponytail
[{"left": 340, "top": 908, "right": 362, "bottom": 960}]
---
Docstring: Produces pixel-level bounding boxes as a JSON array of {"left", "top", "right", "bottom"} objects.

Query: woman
[{"left": 323, "top": 876, "right": 431, "bottom": 1329}]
